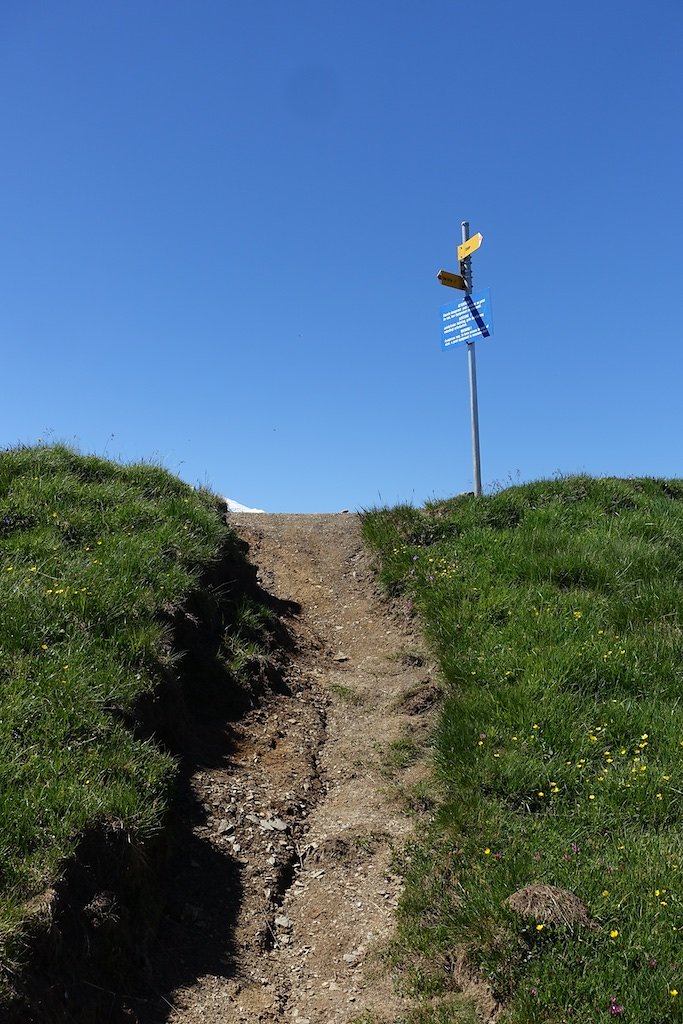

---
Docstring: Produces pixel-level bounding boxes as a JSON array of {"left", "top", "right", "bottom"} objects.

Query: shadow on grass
[
  {"left": 7, "top": 532, "right": 300, "bottom": 1024},
  {"left": 130, "top": 745, "right": 246, "bottom": 1023},
  {"left": 131, "top": 557, "right": 300, "bottom": 1021}
]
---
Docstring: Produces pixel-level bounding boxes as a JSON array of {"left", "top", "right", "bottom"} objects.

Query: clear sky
[{"left": 1, "top": 1, "right": 681, "bottom": 511}]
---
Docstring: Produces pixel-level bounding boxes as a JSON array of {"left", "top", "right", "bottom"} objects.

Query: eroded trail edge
[{"left": 160, "top": 513, "right": 437, "bottom": 1024}]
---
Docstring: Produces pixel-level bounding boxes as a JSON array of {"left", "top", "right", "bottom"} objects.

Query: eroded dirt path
[{"left": 150, "top": 513, "right": 438, "bottom": 1024}]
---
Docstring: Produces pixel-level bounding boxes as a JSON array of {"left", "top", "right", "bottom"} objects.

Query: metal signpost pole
[{"left": 460, "top": 221, "right": 482, "bottom": 496}]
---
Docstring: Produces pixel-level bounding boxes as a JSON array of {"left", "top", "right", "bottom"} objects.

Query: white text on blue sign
[{"left": 440, "top": 288, "right": 493, "bottom": 351}]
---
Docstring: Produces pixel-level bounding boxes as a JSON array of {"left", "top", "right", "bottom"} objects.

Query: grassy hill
[
  {"left": 363, "top": 476, "right": 683, "bottom": 1024},
  {"left": 0, "top": 445, "right": 277, "bottom": 1019},
  {"left": 6, "top": 454, "right": 683, "bottom": 1023}
]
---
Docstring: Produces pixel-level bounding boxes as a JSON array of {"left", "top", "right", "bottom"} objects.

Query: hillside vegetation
[
  {"left": 363, "top": 477, "right": 683, "bottom": 1024},
  {"left": 0, "top": 445, "right": 275, "bottom": 1016}
]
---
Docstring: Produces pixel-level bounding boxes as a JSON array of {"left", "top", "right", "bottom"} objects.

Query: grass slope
[
  {"left": 0, "top": 444, "right": 268, "bottom": 1003},
  {"left": 363, "top": 477, "right": 683, "bottom": 1024}
]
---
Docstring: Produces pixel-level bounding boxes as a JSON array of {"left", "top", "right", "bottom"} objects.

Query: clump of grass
[
  {"left": 383, "top": 736, "right": 420, "bottom": 774},
  {"left": 404, "top": 1003, "right": 480, "bottom": 1024},
  {"left": 0, "top": 444, "right": 263, "bottom": 993},
  {"left": 329, "top": 682, "right": 365, "bottom": 705},
  {"left": 363, "top": 476, "right": 683, "bottom": 1023}
]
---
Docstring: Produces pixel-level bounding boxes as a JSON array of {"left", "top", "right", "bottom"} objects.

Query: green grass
[
  {"left": 329, "top": 682, "right": 365, "bottom": 705},
  {"left": 0, "top": 443, "right": 269, "bottom": 994},
  {"left": 383, "top": 736, "right": 420, "bottom": 774},
  {"left": 362, "top": 476, "right": 683, "bottom": 1023}
]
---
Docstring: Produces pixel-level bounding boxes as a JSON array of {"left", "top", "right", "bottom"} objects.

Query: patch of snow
[{"left": 224, "top": 497, "right": 265, "bottom": 514}]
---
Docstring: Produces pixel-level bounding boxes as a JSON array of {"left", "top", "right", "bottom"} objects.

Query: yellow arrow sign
[
  {"left": 457, "top": 232, "right": 483, "bottom": 261},
  {"left": 437, "top": 269, "right": 467, "bottom": 291}
]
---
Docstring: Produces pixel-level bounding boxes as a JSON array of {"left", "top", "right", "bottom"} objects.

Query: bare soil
[{"left": 138, "top": 512, "right": 438, "bottom": 1024}]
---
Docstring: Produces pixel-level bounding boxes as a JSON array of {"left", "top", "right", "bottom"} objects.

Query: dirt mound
[{"left": 505, "top": 883, "right": 596, "bottom": 929}]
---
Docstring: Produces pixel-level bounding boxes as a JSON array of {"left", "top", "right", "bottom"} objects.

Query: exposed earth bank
[{"left": 147, "top": 512, "right": 438, "bottom": 1024}]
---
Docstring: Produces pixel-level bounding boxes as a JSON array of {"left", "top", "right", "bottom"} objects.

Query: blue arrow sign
[{"left": 440, "top": 288, "right": 493, "bottom": 351}]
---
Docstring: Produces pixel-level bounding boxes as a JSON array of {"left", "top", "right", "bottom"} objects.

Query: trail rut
[{"left": 143, "top": 513, "right": 436, "bottom": 1024}]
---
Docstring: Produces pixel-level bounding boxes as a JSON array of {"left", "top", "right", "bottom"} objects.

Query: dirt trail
[{"left": 148, "top": 513, "right": 438, "bottom": 1024}]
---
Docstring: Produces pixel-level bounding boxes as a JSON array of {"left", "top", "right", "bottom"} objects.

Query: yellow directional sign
[
  {"left": 457, "top": 232, "right": 483, "bottom": 261},
  {"left": 437, "top": 269, "right": 467, "bottom": 291}
]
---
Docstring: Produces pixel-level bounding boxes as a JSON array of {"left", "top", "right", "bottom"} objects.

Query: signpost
[
  {"left": 436, "top": 221, "right": 490, "bottom": 497},
  {"left": 457, "top": 231, "right": 483, "bottom": 262},
  {"left": 436, "top": 269, "right": 467, "bottom": 291}
]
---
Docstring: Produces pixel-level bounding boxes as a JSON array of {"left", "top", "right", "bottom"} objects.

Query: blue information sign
[{"left": 440, "top": 288, "right": 493, "bottom": 351}]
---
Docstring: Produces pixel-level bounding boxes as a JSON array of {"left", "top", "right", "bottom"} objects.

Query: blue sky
[{"left": 1, "top": 1, "right": 681, "bottom": 511}]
